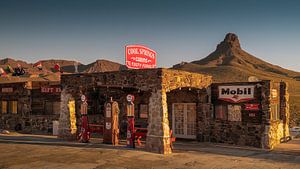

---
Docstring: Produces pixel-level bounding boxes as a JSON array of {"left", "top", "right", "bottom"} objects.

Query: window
[
  {"left": 9, "top": 101, "right": 18, "bottom": 114},
  {"left": 270, "top": 104, "right": 280, "bottom": 121},
  {"left": 139, "top": 104, "right": 148, "bottom": 119},
  {"left": 53, "top": 102, "right": 61, "bottom": 114},
  {"left": 32, "top": 98, "right": 44, "bottom": 114},
  {"left": 45, "top": 101, "right": 53, "bottom": 115},
  {"left": 1, "top": 101, "right": 8, "bottom": 114},
  {"left": 45, "top": 101, "right": 61, "bottom": 115},
  {"left": 227, "top": 105, "right": 242, "bottom": 122},
  {"left": 214, "top": 105, "right": 227, "bottom": 120}
]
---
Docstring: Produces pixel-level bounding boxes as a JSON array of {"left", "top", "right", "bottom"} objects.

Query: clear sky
[{"left": 0, "top": 0, "right": 299, "bottom": 71}]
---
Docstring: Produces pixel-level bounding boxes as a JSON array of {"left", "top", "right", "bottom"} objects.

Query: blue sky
[{"left": 0, "top": 0, "right": 299, "bottom": 71}]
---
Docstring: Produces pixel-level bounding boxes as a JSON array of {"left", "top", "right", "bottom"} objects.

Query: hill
[
  {"left": 173, "top": 33, "right": 300, "bottom": 126},
  {"left": 0, "top": 58, "right": 125, "bottom": 84},
  {"left": 83, "top": 59, "right": 126, "bottom": 73},
  {"left": 0, "top": 58, "right": 125, "bottom": 74}
]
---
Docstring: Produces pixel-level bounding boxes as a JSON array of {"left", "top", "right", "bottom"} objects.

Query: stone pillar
[
  {"left": 146, "top": 89, "right": 172, "bottom": 154},
  {"left": 280, "top": 82, "right": 290, "bottom": 138},
  {"left": 58, "top": 89, "right": 77, "bottom": 140},
  {"left": 261, "top": 81, "right": 272, "bottom": 149}
]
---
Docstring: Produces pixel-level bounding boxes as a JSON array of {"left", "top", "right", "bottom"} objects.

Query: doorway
[{"left": 172, "top": 103, "right": 196, "bottom": 139}]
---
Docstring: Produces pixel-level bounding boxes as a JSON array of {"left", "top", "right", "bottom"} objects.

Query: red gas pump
[
  {"left": 78, "top": 95, "right": 90, "bottom": 143},
  {"left": 126, "top": 94, "right": 135, "bottom": 148}
]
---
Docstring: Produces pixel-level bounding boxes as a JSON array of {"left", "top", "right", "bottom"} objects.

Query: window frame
[
  {"left": 1, "top": 100, "right": 8, "bottom": 114},
  {"left": 214, "top": 104, "right": 228, "bottom": 120}
]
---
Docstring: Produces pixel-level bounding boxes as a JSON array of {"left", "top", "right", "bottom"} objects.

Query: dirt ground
[{"left": 0, "top": 134, "right": 299, "bottom": 169}]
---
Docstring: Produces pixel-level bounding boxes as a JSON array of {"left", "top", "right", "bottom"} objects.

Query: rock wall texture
[
  {"left": 205, "top": 81, "right": 289, "bottom": 149},
  {"left": 58, "top": 89, "right": 77, "bottom": 140},
  {"left": 262, "top": 82, "right": 290, "bottom": 149},
  {"left": 0, "top": 82, "right": 60, "bottom": 134}
]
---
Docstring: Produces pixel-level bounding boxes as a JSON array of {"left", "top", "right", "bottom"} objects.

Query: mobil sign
[
  {"left": 218, "top": 85, "right": 255, "bottom": 103},
  {"left": 125, "top": 45, "right": 157, "bottom": 69}
]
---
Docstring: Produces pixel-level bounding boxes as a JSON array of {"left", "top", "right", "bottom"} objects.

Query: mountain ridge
[{"left": 0, "top": 58, "right": 124, "bottom": 74}]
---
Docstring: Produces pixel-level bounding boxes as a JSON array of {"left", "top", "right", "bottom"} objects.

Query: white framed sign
[
  {"left": 228, "top": 105, "right": 242, "bottom": 121},
  {"left": 105, "top": 122, "right": 111, "bottom": 130},
  {"left": 218, "top": 85, "right": 255, "bottom": 103},
  {"left": 106, "top": 103, "right": 112, "bottom": 118}
]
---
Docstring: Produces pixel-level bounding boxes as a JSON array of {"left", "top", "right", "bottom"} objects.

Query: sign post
[
  {"left": 125, "top": 45, "right": 157, "bottom": 69},
  {"left": 126, "top": 94, "right": 135, "bottom": 148}
]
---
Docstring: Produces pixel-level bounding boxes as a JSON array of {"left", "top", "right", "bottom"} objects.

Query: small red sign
[
  {"left": 244, "top": 104, "right": 260, "bottom": 110},
  {"left": 125, "top": 45, "right": 157, "bottom": 69}
]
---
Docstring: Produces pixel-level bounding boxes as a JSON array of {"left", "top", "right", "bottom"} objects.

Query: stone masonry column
[
  {"left": 261, "top": 81, "right": 271, "bottom": 149},
  {"left": 280, "top": 82, "right": 290, "bottom": 139},
  {"left": 58, "top": 89, "right": 77, "bottom": 140},
  {"left": 146, "top": 89, "right": 172, "bottom": 154}
]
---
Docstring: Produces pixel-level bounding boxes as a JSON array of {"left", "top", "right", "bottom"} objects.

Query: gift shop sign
[
  {"left": 218, "top": 85, "right": 255, "bottom": 103},
  {"left": 41, "top": 87, "right": 61, "bottom": 93},
  {"left": 1, "top": 88, "right": 13, "bottom": 93},
  {"left": 125, "top": 45, "right": 157, "bottom": 69}
]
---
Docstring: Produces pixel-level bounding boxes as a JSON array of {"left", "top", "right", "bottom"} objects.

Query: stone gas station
[{"left": 58, "top": 68, "right": 212, "bottom": 154}]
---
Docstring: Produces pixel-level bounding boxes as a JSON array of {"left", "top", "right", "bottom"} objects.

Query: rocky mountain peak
[{"left": 216, "top": 33, "right": 241, "bottom": 51}]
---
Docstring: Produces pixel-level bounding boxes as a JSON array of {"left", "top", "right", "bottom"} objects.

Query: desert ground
[{"left": 0, "top": 133, "right": 299, "bottom": 169}]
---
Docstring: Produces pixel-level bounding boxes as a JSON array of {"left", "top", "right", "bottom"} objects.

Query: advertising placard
[
  {"left": 218, "top": 85, "right": 255, "bottom": 103},
  {"left": 244, "top": 104, "right": 260, "bottom": 111},
  {"left": 125, "top": 45, "right": 157, "bottom": 69}
]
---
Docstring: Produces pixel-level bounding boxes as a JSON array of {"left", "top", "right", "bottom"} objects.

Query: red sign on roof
[{"left": 125, "top": 45, "right": 157, "bottom": 69}]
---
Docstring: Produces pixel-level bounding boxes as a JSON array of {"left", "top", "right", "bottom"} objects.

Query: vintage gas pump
[
  {"left": 126, "top": 94, "right": 135, "bottom": 148},
  {"left": 103, "top": 97, "right": 120, "bottom": 145},
  {"left": 79, "top": 94, "right": 90, "bottom": 143}
]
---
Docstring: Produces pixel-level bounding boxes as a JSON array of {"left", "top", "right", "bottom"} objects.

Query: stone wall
[
  {"left": 201, "top": 81, "right": 266, "bottom": 148},
  {"left": 202, "top": 81, "right": 289, "bottom": 149},
  {"left": 264, "top": 121, "right": 284, "bottom": 149},
  {"left": 263, "top": 82, "right": 290, "bottom": 149},
  {"left": 0, "top": 82, "right": 61, "bottom": 134},
  {"left": 0, "top": 83, "right": 30, "bottom": 131}
]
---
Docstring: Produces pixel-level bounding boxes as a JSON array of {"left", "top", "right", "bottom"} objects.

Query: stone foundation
[{"left": 0, "top": 114, "right": 59, "bottom": 134}]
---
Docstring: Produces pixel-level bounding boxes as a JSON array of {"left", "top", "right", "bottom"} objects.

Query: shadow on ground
[{"left": 0, "top": 133, "right": 299, "bottom": 165}]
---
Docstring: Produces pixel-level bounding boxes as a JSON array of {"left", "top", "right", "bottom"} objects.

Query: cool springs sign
[
  {"left": 125, "top": 45, "right": 157, "bottom": 69},
  {"left": 218, "top": 85, "right": 255, "bottom": 103}
]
